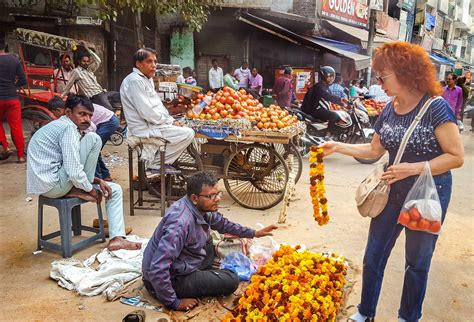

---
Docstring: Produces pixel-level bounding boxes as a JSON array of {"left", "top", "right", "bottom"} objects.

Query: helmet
[{"left": 319, "top": 66, "right": 336, "bottom": 82}]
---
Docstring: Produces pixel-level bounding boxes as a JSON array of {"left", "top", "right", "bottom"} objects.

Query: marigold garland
[
  {"left": 222, "top": 245, "right": 347, "bottom": 322},
  {"left": 309, "top": 146, "right": 329, "bottom": 225}
]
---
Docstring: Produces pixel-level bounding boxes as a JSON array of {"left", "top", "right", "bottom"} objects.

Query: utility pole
[
  {"left": 366, "top": 8, "right": 377, "bottom": 86},
  {"left": 134, "top": 9, "right": 144, "bottom": 48}
]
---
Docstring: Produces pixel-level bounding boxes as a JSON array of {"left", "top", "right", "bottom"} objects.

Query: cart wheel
[
  {"left": 173, "top": 143, "right": 203, "bottom": 174},
  {"left": 271, "top": 142, "right": 303, "bottom": 184},
  {"left": 109, "top": 132, "right": 124, "bottom": 146},
  {"left": 223, "top": 143, "right": 289, "bottom": 210},
  {"left": 21, "top": 108, "right": 54, "bottom": 148}
]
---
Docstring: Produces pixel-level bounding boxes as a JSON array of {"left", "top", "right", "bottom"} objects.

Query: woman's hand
[
  {"left": 319, "top": 141, "right": 338, "bottom": 157},
  {"left": 381, "top": 162, "right": 422, "bottom": 185}
]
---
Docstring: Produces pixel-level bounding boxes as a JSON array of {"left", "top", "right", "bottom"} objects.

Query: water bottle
[{"left": 192, "top": 95, "right": 212, "bottom": 115}]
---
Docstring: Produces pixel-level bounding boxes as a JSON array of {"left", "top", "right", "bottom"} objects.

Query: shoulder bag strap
[{"left": 393, "top": 96, "right": 442, "bottom": 165}]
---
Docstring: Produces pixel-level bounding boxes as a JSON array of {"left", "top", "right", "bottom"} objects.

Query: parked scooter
[{"left": 290, "top": 97, "right": 382, "bottom": 164}]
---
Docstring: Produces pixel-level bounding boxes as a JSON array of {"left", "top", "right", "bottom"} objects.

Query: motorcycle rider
[{"left": 301, "top": 66, "right": 347, "bottom": 139}]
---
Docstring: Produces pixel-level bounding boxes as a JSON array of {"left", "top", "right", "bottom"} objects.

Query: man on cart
[
  {"left": 60, "top": 41, "right": 120, "bottom": 112},
  {"left": 120, "top": 48, "right": 194, "bottom": 169}
]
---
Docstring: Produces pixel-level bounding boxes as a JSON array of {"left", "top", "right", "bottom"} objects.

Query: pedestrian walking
[
  {"left": 273, "top": 67, "right": 293, "bottom": 108},
  {"left": 321, "top": 41, "right": 464, "bottom": 322},
  {"left": 0, "top": 33, "right": 26, "bottom": 162},
  {"left": 442, "top": 73, "right": 463, "bottom": 119}
]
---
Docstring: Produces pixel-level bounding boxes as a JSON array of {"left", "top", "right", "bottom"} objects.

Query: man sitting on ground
[
  {"left": 27, "top": 95, "right": 140, "bottom": 251},
  {"left": 120, "top": 48, "right": 194, "bottom": 168},
  {"left": 142, "top": 171, "right": 278, "bottom": 311}
]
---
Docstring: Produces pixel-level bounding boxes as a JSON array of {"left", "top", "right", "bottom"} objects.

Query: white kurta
[{"left": 120, "top": 68, "right": 194, "bottom": 164}]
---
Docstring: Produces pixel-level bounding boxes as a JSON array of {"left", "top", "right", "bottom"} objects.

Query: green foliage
[{"left": 77, "top": 0, "right": 221, "bottom": 31}]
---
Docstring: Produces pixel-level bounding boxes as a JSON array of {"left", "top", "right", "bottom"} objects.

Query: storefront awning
[
  {"left": 322, "top": 20, "right": 393, "bottom": 48},
  {"left": 237, "top": 12, "right": 371, "bottom": 70},
  {"left": 429, "top": 53, "right": 455, "bottom": 67}
]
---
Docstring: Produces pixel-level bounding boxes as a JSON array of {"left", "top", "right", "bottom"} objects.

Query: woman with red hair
[{"left": 321, "top": 42, "right": 464, "bottom": 321}]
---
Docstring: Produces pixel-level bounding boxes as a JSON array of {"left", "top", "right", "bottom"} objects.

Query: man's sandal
[
  {"left": 122, "top": 309, "right": 145, "bottom": 322},
  {"left": 0, "top": 149, "right": 13, "bottom": 161}
]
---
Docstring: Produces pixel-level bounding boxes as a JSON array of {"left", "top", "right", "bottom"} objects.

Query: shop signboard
[{"left": 321, "top": 0, "right": 369, "bottom": 29}]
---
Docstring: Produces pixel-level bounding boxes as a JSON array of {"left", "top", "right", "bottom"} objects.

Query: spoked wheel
[
  {"left": 109, "top": 131, "right": 124, "bottom": 146},
  {"left": 223, "top": 143, "right": 289, "bottom": 210},
  {"left": 173, "top": 143, "right": 203, "bottom": 175},
  {"left": 271, "top": 142, "right": 303, "bottom": 184},
  {"left": 21, "top": 108, "right": 54, "bottom": 148},
  {"left": 145, "top": 144, "right": 203, "bottom": 199}
]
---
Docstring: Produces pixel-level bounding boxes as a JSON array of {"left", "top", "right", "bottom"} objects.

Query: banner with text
[{"left": 321, "top": 0, "right": 369, "bottom": 29}]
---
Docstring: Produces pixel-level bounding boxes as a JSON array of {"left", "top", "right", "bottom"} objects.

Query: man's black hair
[
  {"left": 60, "top": 53, "right": 71, "bottom": 61},
  {"left": 284, "top": 67, "right": 292, "bottom": 75},
  {"left": 211, "top": 58, "right": 218, "bottom": 64},
  {"left": 351, "top": 79, "right": 359, "bottom": 85},
  {"left": 187, "top": 171, "right": 218, "bottom": 196},
  {"left": 183, "top": 66, "right": 193, "bottom": 76},
  {"left": 447, "top": 73, "right": 457, "bottom": 81},
  {"left": 76, "top": 51, "right": 91, "bottom": 62},
  {"left": 133, "top": 47, "right": 157, "bottom": 65},
  {"left": 65, "top": 95, "right": 94, "bottom": 112},
  {"left": 48, "top": 96, "right": 65, "bottom": 111}
]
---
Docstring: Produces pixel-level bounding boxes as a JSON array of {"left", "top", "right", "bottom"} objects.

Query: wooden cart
[{"left": 182, "top": 125, "right": 304, "bottom": 210}]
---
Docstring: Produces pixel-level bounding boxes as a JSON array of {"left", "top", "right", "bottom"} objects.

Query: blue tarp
[
  {"left": 312, "top": 36, "right": 361, "bottom": 53},
  {"left": 429, "top": 53, "right": 455, "bottom": 67}
]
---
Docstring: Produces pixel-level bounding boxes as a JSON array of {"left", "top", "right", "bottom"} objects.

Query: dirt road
[{"left": 0, "top": 130, "right": 472, "bottom": 321}]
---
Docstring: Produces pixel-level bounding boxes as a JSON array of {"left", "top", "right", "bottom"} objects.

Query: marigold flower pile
[
  {"left": 309, "top": 146, "right": 329, "bottom": 225},
  {"left": 222, "top": 245, "right": 347, "bottom": 322}
]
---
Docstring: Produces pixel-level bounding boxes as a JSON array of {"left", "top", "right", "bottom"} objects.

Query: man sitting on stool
[
  {"left": 120, "top": 48, "right": 194, "bottom": 170},
  {"left": 142, "top": 171, "right": 278, "bottom": 311},
  {"left": 27, "top": 95, "right": 140, "bottom": 251}
]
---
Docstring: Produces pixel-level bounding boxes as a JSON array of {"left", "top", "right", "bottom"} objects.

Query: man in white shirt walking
[
  {"left": 208, "top": 59, "right": 223, "bottom": 91},
  {"left": 27, "top": 95, "right": 140, "bottom": 251},
  {"left": 120, "top": 48, "right": 194, "bottom": 167}
]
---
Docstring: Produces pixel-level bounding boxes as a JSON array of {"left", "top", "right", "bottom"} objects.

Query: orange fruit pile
[{"left": 184, "top": 87, "right": 299, "bottom": 130}]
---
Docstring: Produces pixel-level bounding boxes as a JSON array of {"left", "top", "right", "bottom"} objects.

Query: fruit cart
[{"left": 182, "top": 119, "right": 305, "bottom": 210}]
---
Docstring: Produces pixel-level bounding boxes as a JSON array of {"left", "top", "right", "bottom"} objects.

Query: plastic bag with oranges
[{"left": 398, "top": 162, "right": 442, "bottom": 234}]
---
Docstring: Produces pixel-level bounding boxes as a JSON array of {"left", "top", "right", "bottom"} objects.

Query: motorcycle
[{"left": 290, "top": 98, "right": 383, "bottom": 164}]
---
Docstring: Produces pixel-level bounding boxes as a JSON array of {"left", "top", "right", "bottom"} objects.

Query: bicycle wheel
[
  {"left": 223, "top": 143, "right": 288, "bottom": 210},
  {"left": 22, "top": 108, "right": 54, "bottom": 148}
]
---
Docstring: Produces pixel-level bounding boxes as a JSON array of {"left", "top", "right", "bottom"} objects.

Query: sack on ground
[
  {"left": 220, "top": 252, "right": 255, "bottom": 281},
  {"left": 397, "top": 162, "right": 442, "bottom": 234}
]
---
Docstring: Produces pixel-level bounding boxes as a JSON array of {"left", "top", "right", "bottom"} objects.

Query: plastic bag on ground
[
  {"left": 220, "top": 252, "right": 255, "bottom": 281},
  {"left": 249, "top": 223, "right": 280, "bottom": 267},
  {"left": 397, "top": 162, "right": 442, "bottom": 234}
]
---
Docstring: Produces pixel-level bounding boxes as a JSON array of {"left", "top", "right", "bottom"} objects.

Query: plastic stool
[{"left": 37, "top": 194, "right": 106, "bottom": 258}]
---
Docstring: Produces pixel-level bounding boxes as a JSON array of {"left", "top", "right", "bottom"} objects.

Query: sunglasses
[
  {"left": 446, "top": 78, "right": 453, "bottom": 81},
  {"left": 376, "top": 74, "right": 393, "bottom": 84},
  {"left": 198, "top": 191, "right": 223, "bottom": 200}
]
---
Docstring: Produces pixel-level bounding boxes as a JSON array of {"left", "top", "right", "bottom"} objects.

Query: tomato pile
[
  {"left": 329, "top": 102, "right": 343, "bottom": 111},
  {"left": 361, "top": 99, "right": 386, "bottom": 116},
  {"left": 398, "top": 207, "right": 441, "bottom": 234},
  {"left": 183, "top": 87, "right": 299, "bottom": 130}
]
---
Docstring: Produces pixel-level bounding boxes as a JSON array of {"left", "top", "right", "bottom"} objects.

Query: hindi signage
[{"left": 321, "top": 0, "right": 369, "bottom": 29}]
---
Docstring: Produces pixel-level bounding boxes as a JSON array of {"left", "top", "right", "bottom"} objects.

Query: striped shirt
[
  {"left": 61, "top": 49, "right": 104, "bottom": 98},
  {"left": 142, "top": 196, "right": 255, "bottom": 309},
  {"left": 27, "top": 116, "right": 93, "bottom": 195},
  {"left": 375, "top": 95, "right": 456, "bottom": 166}
]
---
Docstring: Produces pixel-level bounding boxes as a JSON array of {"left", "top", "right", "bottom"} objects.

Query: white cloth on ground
[{"left": 50, "top": 236, "right": 148, "bottom": 300}]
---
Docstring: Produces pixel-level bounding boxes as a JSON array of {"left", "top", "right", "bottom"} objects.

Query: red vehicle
[{"left": 14, "top": 28, "right": 123, "bottom": 145}]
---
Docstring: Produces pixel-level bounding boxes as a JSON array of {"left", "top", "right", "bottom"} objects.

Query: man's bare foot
[
  {"left": 107, "top": 236, "right": 142, "bottom": 251},
  {"left": 66, "top": 187, "right": 96, "bottom": 203}
]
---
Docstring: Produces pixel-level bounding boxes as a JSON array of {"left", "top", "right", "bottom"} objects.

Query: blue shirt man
[{"left": 142, "top": 171, "right": 277, "bottom": 311}]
